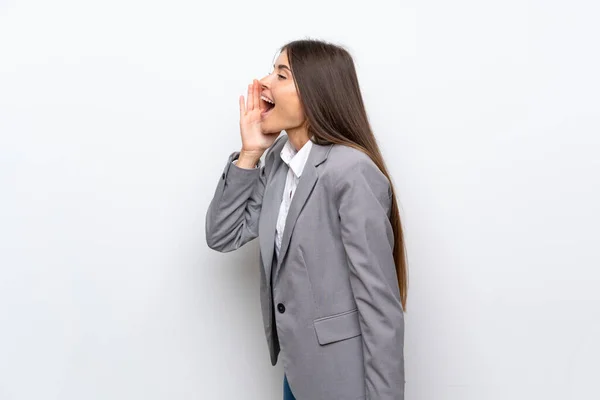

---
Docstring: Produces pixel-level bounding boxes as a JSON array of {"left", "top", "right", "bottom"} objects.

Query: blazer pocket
[{"left": 313, "top": 308, "right": 362, "bottom": 345}]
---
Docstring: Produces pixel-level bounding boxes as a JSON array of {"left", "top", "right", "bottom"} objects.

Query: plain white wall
[{"left": 1, "top": 0, "right": 598, "bottom": 399}]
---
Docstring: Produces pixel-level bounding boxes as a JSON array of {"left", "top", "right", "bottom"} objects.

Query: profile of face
[{"left": 259, "top": 49, "right": 307, "bottom": 135}]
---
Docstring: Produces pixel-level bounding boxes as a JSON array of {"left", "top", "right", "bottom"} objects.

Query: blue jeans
[{"left": 283, "top": 374, "right": 296, "bottom": 400}]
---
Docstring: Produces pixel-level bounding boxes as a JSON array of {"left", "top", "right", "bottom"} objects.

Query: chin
[
  {"left": 261, "top": 122, "right": 282, "bottom": 135},
  {"left": 261, "top": 126, "right": 281, "bottom": 135}
]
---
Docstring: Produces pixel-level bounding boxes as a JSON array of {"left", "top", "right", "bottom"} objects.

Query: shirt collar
[{"left": 280, "top": 138, "right": 313, "bottom": 178}]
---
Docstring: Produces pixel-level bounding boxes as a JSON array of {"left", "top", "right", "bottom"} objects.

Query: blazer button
[
  {"left": 222, "top": 172, "right": 226, "bottom": 180},
  {"left": 277, "top": 303, "right": 286, "bottom": 313}
]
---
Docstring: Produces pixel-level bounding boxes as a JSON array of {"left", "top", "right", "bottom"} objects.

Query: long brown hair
[{"left": 280, "top": 39, "right": 409, "bottom": 311}]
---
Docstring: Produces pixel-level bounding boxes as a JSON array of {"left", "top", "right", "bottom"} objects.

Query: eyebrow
[{"left": 274, "top": 64, "right": 292, "bottom": 73}]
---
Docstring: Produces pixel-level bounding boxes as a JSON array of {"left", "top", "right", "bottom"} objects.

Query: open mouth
[{"left": 260, "top": 95, "right": 275, "bottom": 117}]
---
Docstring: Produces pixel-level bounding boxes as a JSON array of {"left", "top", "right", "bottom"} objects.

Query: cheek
[
  {"left": 271, "top": 85, "right": 305, "bottom": 125},
  {"left": 281, "top": 97, "right": 305, "bottom": 122}
]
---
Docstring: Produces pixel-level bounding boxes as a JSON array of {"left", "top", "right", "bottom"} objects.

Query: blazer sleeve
[
  {"left": 336, "top": 159, "right": 405, "bottom": 400},
  {"left": 205, "top": 138, "right": 280, "bottom": 252}
]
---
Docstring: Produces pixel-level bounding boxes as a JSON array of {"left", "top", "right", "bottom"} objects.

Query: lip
[
  {"left": 260, "top": 93, "right": 275, "bottom": 119},
  {"left": 261, "top": 93, "right": 274, "bottom": 103},
  {"left": 261, "top": 106, "right": 274, "bottom": 119}
]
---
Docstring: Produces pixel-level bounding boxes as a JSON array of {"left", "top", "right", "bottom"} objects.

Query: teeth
[{"left": 261, "top": 95, "right": 275, "bottom": 105}]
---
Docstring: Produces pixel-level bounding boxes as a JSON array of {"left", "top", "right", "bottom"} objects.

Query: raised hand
[{"left": 239, "top": 79, "right": 278, "bottom": 156}]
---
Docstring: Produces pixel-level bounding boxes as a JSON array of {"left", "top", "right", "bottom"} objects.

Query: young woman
[{"left": 206, "top": 39, "right": 408, "bottom": 400}]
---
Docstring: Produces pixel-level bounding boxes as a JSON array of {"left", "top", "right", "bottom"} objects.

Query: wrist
[{"left": 237, "top": 150, "right": 262, "bottom": 169}]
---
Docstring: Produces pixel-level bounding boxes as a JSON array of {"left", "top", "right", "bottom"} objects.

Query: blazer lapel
[
  {"left": 259, "top": 146, "right": 287, "bottom": 284},
  {"left": 273, "top": 141, "right": 333, "bottom": 281}
]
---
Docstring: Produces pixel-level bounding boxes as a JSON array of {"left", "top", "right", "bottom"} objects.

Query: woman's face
[{"left": 259, "top": 49, "right": 306, "bottom": 134}]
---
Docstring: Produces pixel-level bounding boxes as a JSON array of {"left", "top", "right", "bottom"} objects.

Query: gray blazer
[{"left": 206, "top": 134, "right": 405, "bottom": 400}]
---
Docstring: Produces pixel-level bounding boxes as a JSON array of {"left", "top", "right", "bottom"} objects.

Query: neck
[{"left": 286, "top": 124, "right": 310, "bottom": 152}]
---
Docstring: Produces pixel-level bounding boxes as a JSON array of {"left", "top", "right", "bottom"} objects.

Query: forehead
[{"left": 274, "top": 49, "right": 290, "bottom": 68}]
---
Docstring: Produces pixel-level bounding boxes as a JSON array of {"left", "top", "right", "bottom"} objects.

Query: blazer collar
[{"left": 280, "top": 138, "right": 313, "bottom": 178}]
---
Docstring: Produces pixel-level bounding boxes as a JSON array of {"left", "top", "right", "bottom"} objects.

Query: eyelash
[{"left": 269, "top": 71, "right": 287, "bottom": 80}]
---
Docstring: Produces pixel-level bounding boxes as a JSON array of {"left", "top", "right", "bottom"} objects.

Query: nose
[{"left": 258, "top": 74, "right": 270, "bottom": 89}]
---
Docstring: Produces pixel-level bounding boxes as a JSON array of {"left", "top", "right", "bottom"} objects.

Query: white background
[{"left": 1, "top": 0, "right": 598, "bottom": 399}]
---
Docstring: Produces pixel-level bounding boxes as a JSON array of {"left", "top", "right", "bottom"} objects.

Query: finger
[
  {"left": 247, "top": 84, "right": 254, "bottom": 111},
  {"left": 251, "top": 80, "right": 256, "bottom": 112},
  {"left": 239, "top": 95, "right": 245, "bottom": 118},
  {"left": 253, "top": 79, "right": 260, "bottom": 112},
  {"left": 251, "top": 81, "right": 257, "bottom": 111}
]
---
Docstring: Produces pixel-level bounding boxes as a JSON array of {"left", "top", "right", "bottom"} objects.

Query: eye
[{"left": 278, "top": 74, "right": 286, "bottom": 80}]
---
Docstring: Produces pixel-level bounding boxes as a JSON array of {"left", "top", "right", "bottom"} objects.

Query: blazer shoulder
[
  {"left": 328, "top": 144, "right": 384, "bottom": 179},
  {"left": 328, "top": 144, "right": 392, "bottom": 199}
]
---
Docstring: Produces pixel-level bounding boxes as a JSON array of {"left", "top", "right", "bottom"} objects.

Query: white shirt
[{"left": 232, "top": 138, "right": 313, "bottom": 261}]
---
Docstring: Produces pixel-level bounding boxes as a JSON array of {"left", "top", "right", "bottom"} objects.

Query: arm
[
  {"left": 205, "top": 138, "right": 280, "bottom": 252},
  {"left": 336, "top": 159, "right": 405, "bottom": 400}
]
